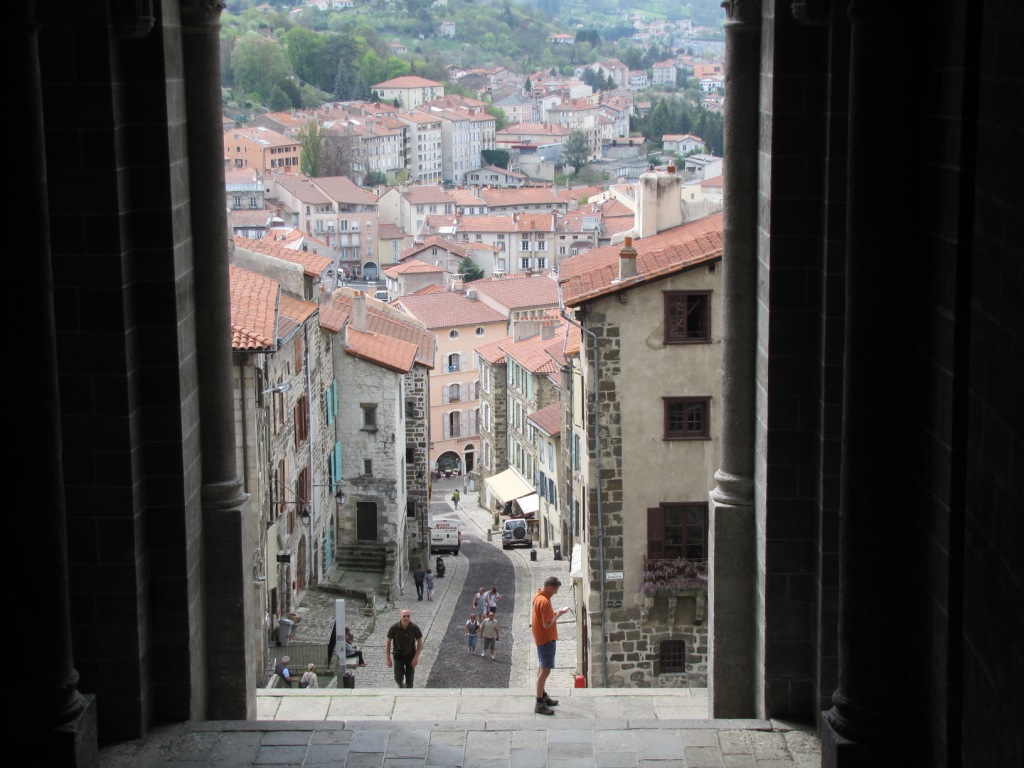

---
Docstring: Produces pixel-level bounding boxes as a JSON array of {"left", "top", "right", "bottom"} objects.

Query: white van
[{"left": 429, "top": 516, "right": 461, "bottom": 555}]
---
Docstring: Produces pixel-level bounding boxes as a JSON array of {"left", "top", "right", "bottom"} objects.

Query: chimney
[
  {"left": 618, "top": 236, "right": 637, "bottom": 280},
  {"left": 353, "top": 291, "right": 367, "bottom": 332}
]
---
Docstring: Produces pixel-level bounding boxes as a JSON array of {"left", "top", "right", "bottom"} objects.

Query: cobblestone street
[{"left": 284, "top": 475, "right": 576, "bottom": 693}]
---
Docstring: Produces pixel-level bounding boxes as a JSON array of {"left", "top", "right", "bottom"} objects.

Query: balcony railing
[{"left": 640, "top": 556, "right": 709, "bottom": 596}]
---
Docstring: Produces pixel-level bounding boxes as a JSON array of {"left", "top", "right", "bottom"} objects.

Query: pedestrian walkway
[
  {"left": 286, "top": 475, "right": 577, "bottom": 692},
  {"left": 97, "top": 479, "right": 822, "bottom": 765}
]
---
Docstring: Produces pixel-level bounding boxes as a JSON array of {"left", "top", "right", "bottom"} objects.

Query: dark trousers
[
  {"left": 346, "top": 650, "right": 364, "bottom": 665},
  {"left": 393, "top": 656, "right": 415, "bottom": 688},
  {"left": 415, "top": 581, "right": 424, "bottom": 600}
]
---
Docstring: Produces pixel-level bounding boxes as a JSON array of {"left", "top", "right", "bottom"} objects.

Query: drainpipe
[
  {"left": 304, "top": 323, "right": 316, "bottom": 588},
  {"left": 558, "top": 288, "right": 608, "bottom": 687}
]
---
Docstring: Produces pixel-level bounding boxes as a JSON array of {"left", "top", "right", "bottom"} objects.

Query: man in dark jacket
[
  {"left": 385, "top": 610, "right": 424, "bottom": 688},
  {"left": 274, "top": 655, "right": 299, "bottom": 687},
  {"left": 413, "top": 564, "right": 426, "bottom": 600}
]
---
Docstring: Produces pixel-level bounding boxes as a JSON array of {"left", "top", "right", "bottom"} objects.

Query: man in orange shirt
[{"left": 531, "top": 576, "right": 570, "bottom": 715}]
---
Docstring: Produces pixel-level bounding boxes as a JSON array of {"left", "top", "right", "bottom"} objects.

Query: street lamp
[{"left": 299, "top": 505, "right": 311, "bottom": 527}]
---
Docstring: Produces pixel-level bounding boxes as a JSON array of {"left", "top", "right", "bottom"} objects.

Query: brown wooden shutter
[{"left": 647, "top": 507, "right": 665, "bottom": 559}]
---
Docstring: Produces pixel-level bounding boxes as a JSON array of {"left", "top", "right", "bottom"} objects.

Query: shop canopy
[
  {"left": 483, "top": 468, "right": 533, "bottom": 505},
  {"left": 515, "top": 494, "right": 540, "bottom": 517}
]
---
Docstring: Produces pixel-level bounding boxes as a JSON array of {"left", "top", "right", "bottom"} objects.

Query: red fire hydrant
[{"left": 574, "top": 674, "right": 586, "bottom": 688}]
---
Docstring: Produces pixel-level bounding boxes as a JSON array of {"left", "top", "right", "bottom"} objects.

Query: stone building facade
[{"left": 559, "top": 208, "right": 724, "bottom": 689}]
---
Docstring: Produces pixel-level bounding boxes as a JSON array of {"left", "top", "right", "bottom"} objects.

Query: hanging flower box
[{"left": 639, "top": 556, "right": 709, "bottom": 597}]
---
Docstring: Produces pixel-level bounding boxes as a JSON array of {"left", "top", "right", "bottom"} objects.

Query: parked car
[{"left": 501, "top": 518, "right": 532, "bottom": 549}]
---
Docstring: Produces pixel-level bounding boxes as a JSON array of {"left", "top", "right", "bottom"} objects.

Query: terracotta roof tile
[
  {"left": 559, "top": 212, "right": 724, "bottom": 306},
  {"left": 372, "top": 76, "right": 444, "bottom": 89},
  {"left": 480, "top": 187, "right": 564, "bottom": 207},
  {"left": 229, "top": 265, "right": 278, "bottom": 351},
  {"left": 233, "top": 236, "right": 333, "bottom": 278},
  {"left": 456, "top": 215, "right": 517, "bottom": 233},
  {"left": 528, "top": 402, "right": 562, "bottom": 435},
  {"left": 498, "top": 322, "right": 568, "bottom": 374},
  {"left": 402, "top": 186, "right": 457, "bottom": 205},
  {"left": 384, "top": 260, "right": 444, "bottom": 277},
  {"left": 321, "top": 289, "right": 435, "bottom": 368},
  {"left": 469, "top": 274, "right": 560, "bottom": 311},
  {"left": 393, "top": 291, "right": 507, "bottom": 330},
  {"left": 378, "top": 223, "right": 408, "bottom": 239},
  {"left": 345, "top": 328, "right": 419, "bottom": 373}
]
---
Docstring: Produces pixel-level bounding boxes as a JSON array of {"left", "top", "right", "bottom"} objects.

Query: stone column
[
  {"left": 180, "top": 0, "right": 256, "bottom": 720},
  {"left": 16, "top": 0, "right": 98, "bottom": 762},
  {"left": 708, "top": 0, "right": 761, "bottom": 718},
  {"left": 821, "top": 2, "right": 914, "bottom": 765}
]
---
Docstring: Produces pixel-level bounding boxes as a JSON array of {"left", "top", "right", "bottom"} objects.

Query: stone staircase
[{"left": 335, "top": 542, "right": 387, "bottom": 572}]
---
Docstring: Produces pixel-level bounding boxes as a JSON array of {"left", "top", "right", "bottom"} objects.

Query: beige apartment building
[
  {"left": 224, "top": 126, "right": 301, "bottom": 174},
  {"left": 391, "top": 291, "right": 507, "bottom": 479}
]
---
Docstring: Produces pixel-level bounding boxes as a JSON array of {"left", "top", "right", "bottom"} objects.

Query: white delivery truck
[{"left": 429, "top": 514, "right": 461, "bottom": 556}]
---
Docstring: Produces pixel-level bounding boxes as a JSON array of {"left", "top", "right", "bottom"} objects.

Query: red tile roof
[
  {"left": 559, "top": 212, "right": 724, "bottom": 306},
  {"left": 378, "top": 223, "right": 408, "bottom": 240},
  {"left": 312, "top": 175, "right": 379, "bottom": 205},
  {"left": 402, "top": 186, "right": 457, "bottom": 205},
  {"left": 384, "top": 260, "right": 444, "bottom": 277},
  {"left": 373, "top": 76, "right": 444, "bottom": 89},
  {"left": 233, "top": 236, "right": 333, "bottom": 278},
  {"left": 481, "top": 187, "right": 564, "bottom": 207},
  {"left": 528, "top": 402, "right": 562, "bottom": 435},
  {"left": 393, "top": 291, "right": 507, "bottom": 330},
  {"left": 456, "top": 215, "right": 517, "bottom": 233},
  {"left": 345, "top": 327, "right": 420, "bottom": 373},
  {"left": 320, "top": 289, "right": 435, "bottom": 369},
  {"left": 469, "top": 274, "right": 561, "bottom": 311},
  {"left": 229, "top": 265, "right": 278, "bottom": 351}
]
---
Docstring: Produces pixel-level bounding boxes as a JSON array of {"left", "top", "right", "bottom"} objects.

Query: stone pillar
[
  {"left": 708, "top": 0, "right": 761, "bottom": 718},
  {"left": 16, "top": 1, "right": 98, "bottom": 762},
  {"left": 180, "top": 0, "right": 256, "bottom": 721},
  {"left": 821, "top": 3, "right": 914, "bottom": 765}
]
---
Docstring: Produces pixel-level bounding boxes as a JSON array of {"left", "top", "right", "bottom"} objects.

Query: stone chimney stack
[
  {"left": 619, "top": 236, "right": 638, "bottom": 280},
  {"left": 635, "top": 165, "right": 683, "bottom": 238},
  {"left": 353, "top": 291, "right": 367, "bottom": 332}
]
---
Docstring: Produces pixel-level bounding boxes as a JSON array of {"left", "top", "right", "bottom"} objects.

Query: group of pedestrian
[
  {"left": 471, "top": 585, "right": 501, "bottom": 619},
  {"left": 412, "top": 564, "right": 436, "bottom": 602},
  {"left": 273, "top": 655, "right": 320, "bottom": 689},
  {"left": 464, "top": 609, "right": 501, "bottom": 660},
  {"left": 387, "top": 543, "right": 569, "bottom": 718}
]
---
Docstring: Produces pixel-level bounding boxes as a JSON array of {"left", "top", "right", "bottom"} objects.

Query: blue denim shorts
[{"left": 536, "top": 640, "right": 556, "bottom": 670}]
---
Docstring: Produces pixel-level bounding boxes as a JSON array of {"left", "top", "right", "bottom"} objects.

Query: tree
[
  {"left": 268, "top": 85, "right": 291, "bottom": 112},
  {"left": 321, "top": 132, "right": 368, "bottom": 183},
  {"left": 284, "top": 26, "right": 324, "bottom": 85},
  {"left": 364, "top": 170, "right": 387, "bottom": 186},
  {"left": 481, "top": 149, "right": 510, "bottom": 169},
  {"left": 231, "top": 34, "right": 291, "bottom": 99},
  {"left": 563, "top": 130, "right": 590, "bottom": 173},
  {"left": 487, "top": 106, "right": 509, "bottom": 132},
  {"left": 296, "top": 119, "right": 329, "bottom": 177},
  {"left": 459, "top": 257, "right": 485, "bottom": 283}
]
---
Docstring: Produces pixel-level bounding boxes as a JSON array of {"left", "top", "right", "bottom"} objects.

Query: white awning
[
  {"left": 483, "top": 468, "right": 533, "bottom": 505},
  {"left": 516, "top": 494, "right": 540, "bottom": 515},
  {"left": 570, "top": 543, "right": 582, "bottom": 579}
]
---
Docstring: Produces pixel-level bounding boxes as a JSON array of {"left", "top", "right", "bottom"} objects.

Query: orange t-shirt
[{"left": 531, "top": 589, "right": 558, "bottom": 645}]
